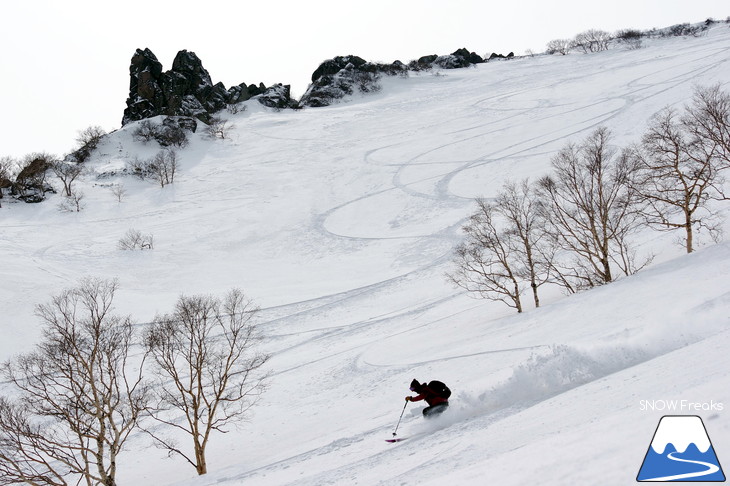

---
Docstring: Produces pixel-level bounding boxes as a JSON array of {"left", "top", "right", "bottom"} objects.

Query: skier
[{"left": 406, "top": 379, "right": 450, "bottom": 417}]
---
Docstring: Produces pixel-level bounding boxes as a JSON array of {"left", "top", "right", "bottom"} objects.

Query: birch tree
[
  {"left": 143, "top": 289, "right": 269, "bottom": 475},
  {"left": 495, "top": 179, "right": 554, "bottom": 308},
  {"left": 537, "top": 127, "right": 648, "bottom": 291},
  {"left": 448, "top": 199, "right": 525, "bottom": 312},
  {"left": 633, "top": 107, "right": 726, "bottom": 252},
  {"left": 0, "top": 278, "right": 148, "bottom": 486}
]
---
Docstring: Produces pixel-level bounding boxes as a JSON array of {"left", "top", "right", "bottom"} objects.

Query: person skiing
[{"left": 406, "top": 379, "right": 450, "bottom": 417}]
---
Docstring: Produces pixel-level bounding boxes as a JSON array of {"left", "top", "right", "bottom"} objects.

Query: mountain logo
[{"left": 637, "top": 415, "right": 726, "bottom": 482}]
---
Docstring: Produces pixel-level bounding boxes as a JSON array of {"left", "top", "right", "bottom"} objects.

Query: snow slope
[{"left": 1, "top": 25, "right": 730, "bottom": 486}]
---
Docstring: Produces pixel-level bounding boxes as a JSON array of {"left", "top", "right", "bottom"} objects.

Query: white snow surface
[{"left": 2, "top": 26, "right": 730, "bottom": 485}]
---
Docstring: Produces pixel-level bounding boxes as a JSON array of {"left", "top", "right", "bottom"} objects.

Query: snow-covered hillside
[{"left": 2, "top": 25, "right": 730, "bottom": 485}]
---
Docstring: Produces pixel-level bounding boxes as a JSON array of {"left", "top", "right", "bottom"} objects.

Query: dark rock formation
[
  {"left": 452, "top": 48, "right": 485, "bottom": 65},
  {"left": 258, "top": 84, "right": 296, "bottom": 110},
  {"left": 123, "top": 48, "right": 165, "bottom": 123},
  {"left": 227, "top": 82, "right": 266, "bottom": 105},
  {"left": 442, "top": 49, "right": 482, "bottom": 68},
  {"left": 122, "top": 48, "right": 270, "bottom": 126},
  {"left": 298, "top": 55, "right": 407, "bottom": 108},
  {"left": 408, "top": 54, "right": 438, "bottom": 71},
  {"left": 161, "top": 50, "right": 229, "bottom": 120},
  {"left": 122, "top": 45, "right": 495, "bottom": 119},
  {"left": 488, "top": 52, "right": 515, "bottom": 60},
  {"left": 431, "top": 48, "right": 484, "bottom": 69}
]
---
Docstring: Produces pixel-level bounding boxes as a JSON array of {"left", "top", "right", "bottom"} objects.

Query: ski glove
[{"left": 405, "top": 396, "right": 412, "bottom": 401}]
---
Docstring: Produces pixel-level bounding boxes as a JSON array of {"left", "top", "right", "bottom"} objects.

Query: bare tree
[
  {"left": 572, "top": 29, "right": 612, "bottom": 53},
  {"left": 71, "top": 126, "right": 107, "bottom": 163},
  {"left": 683, "top": 84, "right": 730, "bottom": 167},
  {"left": 143, "top": 289, "right": 269, "bottom": 475},
  {"left": 546, "top": 39, "right": 571, "bottom": 55},
  {"left": 495, "top": 179, "right": 554, "bottom": 308},
  {"left": 111, "top": 183, "right": 127, "bottom": 203},
  {"left": 51, "top": 161, "right": 83, "bottom": 196},
  {"left": 76, "top": 125, "right": 106, "bottom": 148},
  {"left": 15, "top": 152, "right": 55, "bottom": 200},
  {"left": 633, "top": 106, "right": 727, "bottom": 252},
  {"left": 537, "top": 127, "right": 648, "bottom": 291},
  {"left": 448, "top": 199, "right": 525, "bottom": 312},
  {"left": 147, "top": 149, "right": 179, "bottom": 188},
  {"left": 0, "top": 156, "right": 15, "bottom": 208},
  {"left": 0, "top": 278, "right": 149, "bottom": 486}
]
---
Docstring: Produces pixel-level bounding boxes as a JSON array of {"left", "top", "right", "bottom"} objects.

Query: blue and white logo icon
[{"left": 637, "top": 415, "right": 725, "bottom": 482}]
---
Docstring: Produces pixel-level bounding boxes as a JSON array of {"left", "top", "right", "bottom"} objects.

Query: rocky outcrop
[
  {"left": 488, "top": 51, "right": 515, "bottom": 60},
  {"left": 227, "top": 82, "right": 267, "bottom": 105},
  {"left": 298, "top": 48, "right": 487, "bottom": 108},
  {"left": 431, "top": 48, "right": 485, "bottom": 69},
  {"left": 298, "top": 55, "right": 408, "bottom": 108},
  {"left": 122, "top": 48, "right": 272, "bottom": 125},
  {"left": 122, "top": 46, "right": 495, "bottom": 119},
  {"left": 161, "top": 50, "right": 229, "bottom": 120},
  {"left": 123, "top": 48, "right": 165, "bottom": 123},
  {"left": 258, "top": 84, "right": 296, "bottom": 110}
]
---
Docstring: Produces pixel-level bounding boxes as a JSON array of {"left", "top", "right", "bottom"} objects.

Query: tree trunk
[
  {"left": 195, "top": 441, "right": 207, "bottom": 475},
  {"left": 513, "top": 281, "right": 523, "bottom": 313},
  {"left": 686, "top": 222, "right": 694, "bottom": 253}
]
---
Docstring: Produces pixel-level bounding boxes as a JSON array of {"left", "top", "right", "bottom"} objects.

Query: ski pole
[{"left": 392, "top": 400, "right": 409, "bottom": 437}]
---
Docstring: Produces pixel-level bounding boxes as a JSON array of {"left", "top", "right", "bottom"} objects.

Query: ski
[{"left": 385, "top": 437, "right": 407, "bottom": 443}]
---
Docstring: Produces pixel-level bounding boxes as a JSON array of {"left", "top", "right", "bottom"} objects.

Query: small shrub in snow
[
  {"left": 126, "top": 149, "right": 178, "bottom": 187},
  {"left": 70, "top": 125, "right": 107, "bottom": 163},
  {"left": 118, "top": 229, "right": 154, "bottom": 250},
  {"left": 660, "top": 23, "right": 707, "bottom": 38},
  {"left": 615, "top": 29, "right": 644, "bottom": 50},
  {"left": 156, "top": 123, "right": 189, "bottom": 148},
  {"left": 227, "top": 103, "right": 247, "bottom": 114},
  {"left": 206, "top": 117, "right": 233, "bottom": 139},
  {"left": 58, "top": 190, "right": 85, "bottom": 212},
  {"left": 127, "top": 155, "right": 148, "bottom": 179},
  {"left": 110, "top": 183, "right": 127, "bottom": 202},
  {"left": 133, "top": 119, "right": 189, "bottom": 148},
  {"left": 133, "top": 120, "right": 158, "bottom": 143}
]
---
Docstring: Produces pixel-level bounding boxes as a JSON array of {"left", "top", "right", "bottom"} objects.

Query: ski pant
[{"left": 423, "top": 403, "right": 448, "bottom": 418}]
